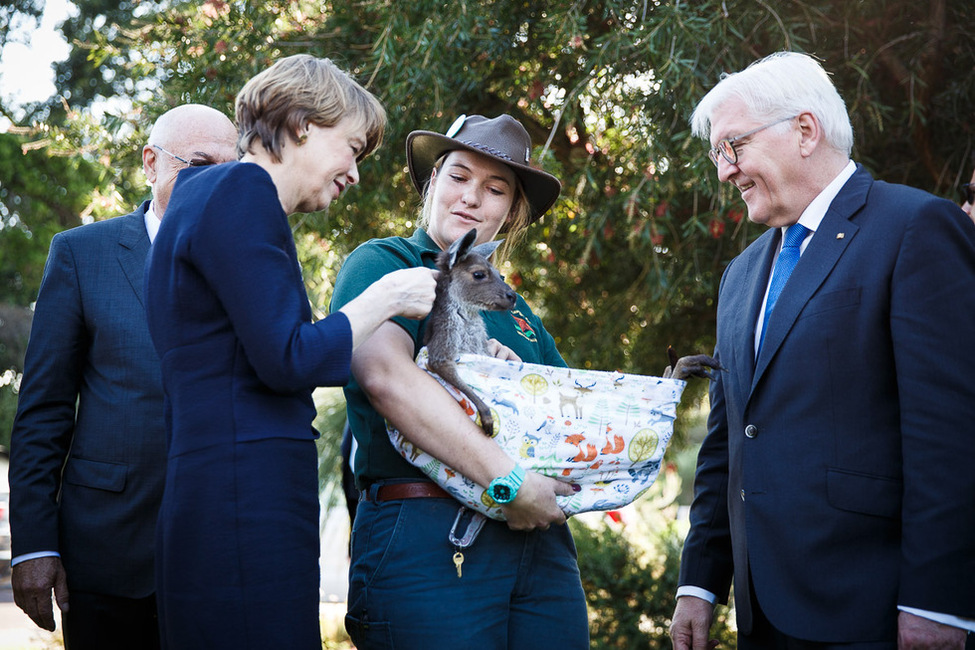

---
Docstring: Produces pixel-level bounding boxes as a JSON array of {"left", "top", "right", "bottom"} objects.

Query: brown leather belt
[{"left": 363, "top": 481, "right": 451, "bottom": 502}]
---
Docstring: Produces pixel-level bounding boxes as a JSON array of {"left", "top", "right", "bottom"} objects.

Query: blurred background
[{"left": 1, "top": 1, "right": 972, "bottom": 647}]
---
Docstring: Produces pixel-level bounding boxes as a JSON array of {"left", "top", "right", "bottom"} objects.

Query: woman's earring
[{"left": 297, "top": 133, "right": 308, "bottom": 145}]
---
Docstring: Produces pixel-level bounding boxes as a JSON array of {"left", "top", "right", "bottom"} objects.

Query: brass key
[{"left": 453, "top": 551, "right": 464, "bottom": 578}]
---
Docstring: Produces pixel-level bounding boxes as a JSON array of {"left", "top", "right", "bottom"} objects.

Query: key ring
[
  {"left": 448, "top": 506, "right": 487, "bottom": 548},
  {"left": 448, "top": 507, "right": 488, "bottom": 579}
]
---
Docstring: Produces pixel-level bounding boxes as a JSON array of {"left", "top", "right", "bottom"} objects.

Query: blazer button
[
  {"left": 744, "top": 424, "right": 758, "bottom": 438},
  {"left": 740, "top": 489, "right": 746, "bottom": 501}
]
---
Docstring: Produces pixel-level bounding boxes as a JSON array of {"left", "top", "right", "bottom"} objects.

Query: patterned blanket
[{"left": 388, "top": 349, "right": 686, "bottom": 520}]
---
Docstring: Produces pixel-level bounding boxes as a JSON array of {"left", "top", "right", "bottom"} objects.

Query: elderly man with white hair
[{"left": 670, "top": 52, "right": 975, "bottom": 650}]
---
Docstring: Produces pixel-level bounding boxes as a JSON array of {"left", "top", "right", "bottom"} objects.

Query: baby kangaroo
[{"left": 424, "top": 228, "right": 516, "bottom": 436}]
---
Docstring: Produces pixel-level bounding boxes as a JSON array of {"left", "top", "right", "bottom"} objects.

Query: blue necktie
[{"left": 759, "top": 223, "right": 808, "bottom": 350}]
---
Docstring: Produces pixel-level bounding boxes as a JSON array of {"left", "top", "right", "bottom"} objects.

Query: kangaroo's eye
[{"left": 473, "top": 271, "right": 487, "bottom": 280}]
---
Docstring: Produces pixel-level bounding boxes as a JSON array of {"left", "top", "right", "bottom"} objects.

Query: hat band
[{"left": 459, "top": 139, "right": 517, "bottom": 163}]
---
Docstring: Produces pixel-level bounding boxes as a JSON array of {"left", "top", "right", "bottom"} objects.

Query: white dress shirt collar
[
  {"left": 145, "top": 201, "right": 161, "bottom": 244},
  {"left": 754, "top": 160, "right": 857, "bottom": 354},
  {"left": 792, "top": 160, "right": 857, "bottom": 236}
]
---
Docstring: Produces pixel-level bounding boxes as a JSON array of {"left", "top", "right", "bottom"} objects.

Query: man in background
[{"left": 8, "top": 104, "right": 237, "bottom": 650}]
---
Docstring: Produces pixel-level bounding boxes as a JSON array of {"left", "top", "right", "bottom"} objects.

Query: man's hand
[
  {"left": 898, "top": 611, "right": 967, "bottom": 650},
  {"left": 501, "top": 471, "right": 574, "bottom": 531},
  {"left": 670, "top": 595, "right": 718, "bottom": 650},
  {"left": 11, "top": 556, "right": 69, "bottom": 632}
]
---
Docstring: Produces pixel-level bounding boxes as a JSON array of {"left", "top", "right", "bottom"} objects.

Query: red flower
[
  {"left": 709, "top": 218, "right": 725, "bottom": 238},
  {"left": 728, "top": 209, "right": 744, "bottom": 223},
  {"left": 655, "top": 201, "right": 669, "bottom": 218}
]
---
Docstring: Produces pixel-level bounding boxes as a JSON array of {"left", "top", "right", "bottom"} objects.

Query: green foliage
[
  {"left": 4, "top": 0, "right": 969, "bottom": 492},
  {"left": 313, "top": 387, "right": 351, "bottom": 515},
  {"left": 571, "top": 470, "right": 736, "bottom": 648},
  {"left": 77, "top": 0, "right": 970, "bottom": 382},
  {"left": 0, "top": 120, "right": 131, "bottom": 309},
  {"left": 572, "top": 518, "right": 680, "bottom": 647}
]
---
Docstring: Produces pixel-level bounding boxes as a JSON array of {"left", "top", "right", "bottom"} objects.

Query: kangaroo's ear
[
  {"left": 446, "top": 228, "right": 478, "bottom": 268},
  {"left": 471, "top": 238, "right": 503, "bottom": 260}
]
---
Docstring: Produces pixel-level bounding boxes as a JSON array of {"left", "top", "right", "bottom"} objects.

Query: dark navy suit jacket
[
  {"left": 9, "top": 203, "right": 166, "bottom": 598},
  {"left": 679, "top": 166, "right": 975, "bottom": 641},
  {"left": 144, "top": 161, "right": 353, "bottom": 456}
]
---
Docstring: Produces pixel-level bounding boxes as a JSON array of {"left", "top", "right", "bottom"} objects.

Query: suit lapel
[
  {"left": 750, "top": 168, "right": 870, "bottom": 392},
  {"left": 731, "top": 230, "right": 776, "bottom": 395},
  {"left": 118, "top": 202, "right": 152, "bottom": 308}
]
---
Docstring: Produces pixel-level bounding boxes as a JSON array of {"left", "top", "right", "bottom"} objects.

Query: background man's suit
[
  {"left": 679, "top": 166, "right": 975, "bottom": 641},
  {"left": 9, "top": 202, "right": 165, "bottom": 621}
]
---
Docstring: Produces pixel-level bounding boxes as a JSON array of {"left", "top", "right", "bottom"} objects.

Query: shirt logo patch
[{"left": 511, "top": 310, "right": 536, "bottom": 341}]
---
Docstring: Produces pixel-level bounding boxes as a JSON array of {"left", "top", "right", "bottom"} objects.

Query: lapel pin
[{"left": 836, "top": 233, "right": 845, "bottom": 239}]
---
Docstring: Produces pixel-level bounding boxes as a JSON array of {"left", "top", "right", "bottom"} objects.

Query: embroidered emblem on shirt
[{"left": 511, "top": 309, "right": 537, "bottom": 341}]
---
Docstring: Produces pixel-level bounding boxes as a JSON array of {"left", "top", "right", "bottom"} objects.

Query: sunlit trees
[
  {"left": 3, "top": 0, "right": 972, "bottom": 440},
  {"left": 109, "top": 0, "right": 970, "bottom": 375}
]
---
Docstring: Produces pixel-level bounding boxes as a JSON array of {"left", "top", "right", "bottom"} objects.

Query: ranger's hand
[{"left": 501, "top": 472, "right": 574, "bottom": 531}]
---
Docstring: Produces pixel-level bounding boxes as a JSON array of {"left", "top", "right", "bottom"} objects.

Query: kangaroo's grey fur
[{"left": 424, "top": 228, "right": 516, "bottom": 436}]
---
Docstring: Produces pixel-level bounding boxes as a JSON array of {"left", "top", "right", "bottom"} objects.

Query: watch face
[{"left": 492, "top": 484, "right": 512, "bottom": 502}]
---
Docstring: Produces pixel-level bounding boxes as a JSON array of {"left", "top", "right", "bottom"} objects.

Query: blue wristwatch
[{"left": 487, "top": 465, "right": 525, "bottom": 504}]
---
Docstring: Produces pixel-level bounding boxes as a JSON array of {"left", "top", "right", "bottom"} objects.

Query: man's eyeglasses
[
  {"left": 152, "top": 144, "right": 214, "bottom": 168},
  {"left": 960, "top": 183, "right": 975, "bottom": 205},
  {"left": 708, "top": 115, "right": 799, "bottom": 167}
]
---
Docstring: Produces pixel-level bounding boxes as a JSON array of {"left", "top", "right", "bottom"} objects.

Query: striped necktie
[{"left": 759, "top": 223, "right": 808, "bottom": 351}]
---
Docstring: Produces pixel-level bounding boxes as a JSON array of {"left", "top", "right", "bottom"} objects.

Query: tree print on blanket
[{"left": 387, "top": 349, "right": 686, "bottom": 520}]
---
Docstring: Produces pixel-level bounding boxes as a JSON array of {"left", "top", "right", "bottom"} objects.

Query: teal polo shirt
[{"left": 330, "top": 228, "right": 566, "bottom": 486}]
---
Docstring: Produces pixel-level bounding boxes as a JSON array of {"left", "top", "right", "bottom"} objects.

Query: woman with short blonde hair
[
  {"left": 235, "top": 54, "right": 386, "bottom": 162},
  {"left": 145, "top": 54, "right": 436, "bottom": 649}
]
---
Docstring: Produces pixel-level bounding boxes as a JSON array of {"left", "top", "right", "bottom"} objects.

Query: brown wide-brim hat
[{"left": 406, "top": 114, "right": 562, "bottom": 223}]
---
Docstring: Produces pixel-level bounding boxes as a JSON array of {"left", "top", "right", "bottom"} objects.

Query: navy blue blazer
[
  {"left": 9, "top": 204, "right": 166, "bottom": 598},
  {"left": 145, "top": 161, "right": 359, "bottom": 650},
  {"left": 144, "top": 162, "right": 353, "bottom": 456},
  {"left": 679, "top": 166, "right": 975, "bottom": 641}
]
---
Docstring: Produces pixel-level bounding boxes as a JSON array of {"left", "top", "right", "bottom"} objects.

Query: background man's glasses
[
  {"left": 960, "top": 183, "right": 975, "bottom": 205},
  {"left": 708, "top": 115, "right": 799, "bottom": 167},
  {"left": 152, "top": 144, "right": 214, "bottom": 168}
]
